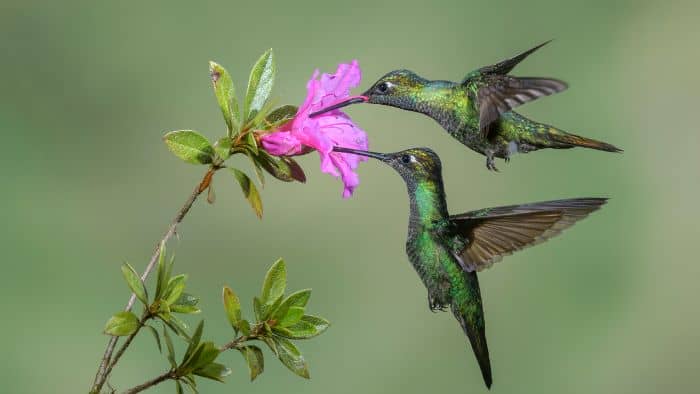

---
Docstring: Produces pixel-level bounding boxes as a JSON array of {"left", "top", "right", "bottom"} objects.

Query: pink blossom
[{"left": 260, "top": 61, "right": 369, "bottom": 198}]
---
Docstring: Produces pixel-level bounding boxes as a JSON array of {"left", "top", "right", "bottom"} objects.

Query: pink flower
[{"left": 260, "top": 61, "right": 369, "bottom": 198}]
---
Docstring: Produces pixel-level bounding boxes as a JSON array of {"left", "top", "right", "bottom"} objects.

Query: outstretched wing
[
  {"left": 476, "top": 76, "right": 567, "bottom": 138},
  {"left": 461, "top": 41, "right": 567, "bottom": 138},
  {"left": 448, "top": 198, "right": 606, "bottom": 272}
]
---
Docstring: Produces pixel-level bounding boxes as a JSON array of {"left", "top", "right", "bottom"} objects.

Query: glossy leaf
[
  {"left": 230, "top": 168, "right": 263, "bottom": 219},
  {"left": 166, "top": 314, "right": 190, "bottom": 339},
  {"left": 239, "top": 319, "right": 251, "bottom": 336},
  {"left": 275, "top": 320, "right": 318, "bottom": 340},
  {"left": 164, "top": 274, "right": 187, "bottom": 305},
  {"left": 244, "top": 49, "right": 276, "bottom": 122},
  {"left": 162, "top": 325, "right": 177, "bottom": 367},
  {"left": 145, "top": 324, "right": 162, "bottom": 353},
  {"left": 103, "top": 311, "right": 140, "bottom": 336},
  {"left": 255, "top": 150, "right": 306, "bottom": 183},
  {"left": 239, "top": 345, "right": 264, "bottom": 381},
  {"left": 163, "top": 130, "right": 214, "bottom": 165},
  {"left": 155, "top": 242, "right": 170, "bottom": 300},
  {"left": 194, "top": 362, "right": 231, "bottom": 383},
  {"left": 184, "top": 320, "right": 204, "bottom": 361},
  {"left": 262, "top": 105, "right": 298, "bottom": 130},
  {"left": 214, "top": 137, "right": 232, "bottom": 161},
  {"left": 274, "top": 336, "right": 310, "bottom": 378},
  {"left": 277, "top": 306, "right": 304, "bottom": 327},
  {"left": 223, "top": 286, "right": 242, "bottom": 332},
  {"left": 209, "top": 61, "right": 240, "bottom": 135},
  {"left": 253, "top": 296, "right": 264, "bottom": 322},
  {"left": 281, "top": 289, "right": 311, "bottom": 309},
  {"left": 300, "top": 314, "right": 330, "bottom": 335},
  {"left": 261, "top": 259, "right": 286, "bottom": 305},
  {"left": 171, "top": 293, "right": 200, "bottom": 314},
  {"left": 121, "top": 263, "right": 147, "bottom": 305}
]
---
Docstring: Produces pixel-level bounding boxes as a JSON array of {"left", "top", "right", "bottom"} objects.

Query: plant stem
[
  {"left": 124, "top": 334, "right": 253, "bottom": 394},
  {"left": 219, "top": 334, "right": 253, "bottom": 352},
  {"left": 122, "top": 370, "right": 175, "bottom": 394},
  {"left": 90, "top": 169, "right": 215, "bottom": 394}
]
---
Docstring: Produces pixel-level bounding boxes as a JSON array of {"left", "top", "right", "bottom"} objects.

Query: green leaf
[
  {"left": 254, "top": 150, "right": 306, "bottom": 183},
  {"left": 162, "top": 325, "right": 177, "bottom": 368},
  {"left": 239, "top": 319, "right": 251, "bottom": 336},
  {"left": 244, "top": 49, "right": 276, "bottom": 123},
  {"left": 175, "top": 380, "right": 184, "bottom": 394},
  {"left": 276, "top": 315, "right": 329, "bottom": 340},
  {"left": 164, "top": 274, "right": 188, "bottom": 305},
  {"left": 274, "top": 336, "right": 310, "bottom": 378},
  {"left": 184, "top": 320, "right": 204, "bottom": 360},
  {"left": 300, "top": 314, "right": 330, "bottom": 335},
  {"left": 213, "top": 137, "right": 232, "bottom": 161},
  {"left": 103, "top": 311, "right": 140, "bottom": 336},
  {"left": 209, "top": 61, "right": 240, "bottom": 136},
  {"left": 222, "top": 286, "right": 242, "bottom": 332},
  {"left": 261, "top": 259, "right": 286, "bottom": 305},
  {"left": 145, "top": 324, "right": 162, "bottom": 353},
  {"left": 253, "top": 297, "right": 264, "bottom": 322},
  {"left": 281, "top": 157, "right": 306, "bottom": 183},
  {"left": 245, "top": 151, "right": 265, "bottom": 187},
  {"left": 194, "top": 362, "right": 231, "bottom": 383},
  {"left": 229, "top": 168, "right": 263, "bottom": 219},
  {"left": 163, "top": 130, "right": 214, "bottom": 165},
  {"left": 155, "top": 242, "right": 169, "bottom": 300},
  {"left": 262, "top": 105, "right": 298, "bottom": 130},
  {"left": 277, "top": 306, "right": 304, "bottom": 327},
  {"left": 239, "top": 345, "right": 264, "bottom": 381},
  {"left": 181, "top": 375, "right": 198, "bottom": 393},
  {"left": 274, "top": 320, "right": 317, "bottom": 339},
  {"left": 171, "top": 293, "right": 200, "bottom": 314},
  {"left": 261, "top": 336, "right": 278, "bottom": 356},
  {"left": 281, "top": 289, "right": 312, "bottom": 309},
  {"left": 121, "top": 263, "right": 148, "bottom": 305},
  {"left": 190, "top": 342, "right": 220, "bottom": 372},
  {"left": 166, "top": 314, "right": 191, "bottom": 339}
]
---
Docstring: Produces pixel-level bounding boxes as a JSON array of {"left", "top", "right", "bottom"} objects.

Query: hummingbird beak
[
  {"left": 333, "top": 146, "right": 388, "bottom": 161},
  {"left": 308, "top": 96, "right": 368, "bottom": 118}
]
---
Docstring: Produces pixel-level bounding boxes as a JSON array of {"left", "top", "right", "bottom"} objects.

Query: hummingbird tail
[
  {"left": 544, "top": 129, "right": 623, "bottom": 153},
  {"left": 452, "top": 272, "right": 492, "bottom": 389}
]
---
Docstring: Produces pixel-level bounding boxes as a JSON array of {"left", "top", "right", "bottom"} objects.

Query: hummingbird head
[
  {"left": 308, "top": 70, "right": 428, "bottom": 118},
  {"left": 333, "top": 146, "right": 442, "bottom": 186},
  {"left": 360, "top": 70, "right": 428, "bottom": 110}
]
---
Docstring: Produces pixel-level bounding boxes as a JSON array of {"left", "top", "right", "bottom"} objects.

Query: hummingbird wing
[
  {"left": 461, "top": 41, "right": 567, "bottom": 138},
  {"left": 475, "top": 76, "right": 568, "bottom": 138},
  {"left": 445, "top": 198, "right": 606, "bottom": 272}
]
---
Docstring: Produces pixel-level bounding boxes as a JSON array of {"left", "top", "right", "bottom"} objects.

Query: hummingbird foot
[
  {"left": 485, "top": 154, "right": 499, "bottom": 172},
  {"left": 428, "top": 295, "right": 448, "bottom": 312}
]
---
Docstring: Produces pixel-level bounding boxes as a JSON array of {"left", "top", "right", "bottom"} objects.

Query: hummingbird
[
  {"left": 334, "top": 145, "right": 607, "bottom": 388},
  {"left": 313, "top": 42, "right": 622, "bottom": 171}
]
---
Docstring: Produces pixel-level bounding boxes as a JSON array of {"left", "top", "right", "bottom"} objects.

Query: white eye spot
[{"left": 409, "top": 155, "right": 417, "bottom": 163}]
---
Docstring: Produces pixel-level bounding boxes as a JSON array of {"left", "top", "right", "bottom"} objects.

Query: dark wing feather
[
  {"left": 449, "top": 198, "right": 607, "bottom": 272},
  {"left": 478, "top": 40, "right": 552, "bottom": 76},
  {"left": 477, "top": 77, "right": 568, "bottom": 138}
]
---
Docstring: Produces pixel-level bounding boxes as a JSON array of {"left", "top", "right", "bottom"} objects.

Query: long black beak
[
  {"left": 309, "top": 96, "right": 368, "bottom": 118},
  {"left": 333, "top": 146, "right": 388, "bottom": 161}
]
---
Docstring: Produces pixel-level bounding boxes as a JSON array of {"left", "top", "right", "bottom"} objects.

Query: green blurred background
[{"left": 2, "top": 0, "right": 699, "bottom": 392}]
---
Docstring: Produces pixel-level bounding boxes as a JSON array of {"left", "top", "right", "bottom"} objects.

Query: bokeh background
[{"left": 2, "top": 0, "right": 699, "bottom": 393}]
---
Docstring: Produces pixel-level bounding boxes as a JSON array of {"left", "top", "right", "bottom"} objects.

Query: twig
[
  {"left": 122, "top": 370, "right": 175, "bottom": 394},
  {"left": 219, "top": 335, "right": 253, "bottom": 352},
  {"left": 123, "top": 333, "right": 254, "bottom": 394},
  {"left": 89, "top": 169, "right": 215, "bottom": 394}
]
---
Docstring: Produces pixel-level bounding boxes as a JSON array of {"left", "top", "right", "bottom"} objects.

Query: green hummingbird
[
  {"left": 334, "top": 145, "right": 607, "bottom": 388},
  {"left": 314, "top": 42, "right": 622, "bottom": 171}
]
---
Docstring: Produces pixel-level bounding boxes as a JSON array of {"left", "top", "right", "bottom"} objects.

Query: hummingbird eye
[
  {"left": 400, "top": 154, "right": 412, "bottom": 164},
  {"left": 375, "top": 81, "right": 392, "bottom": 94}
]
